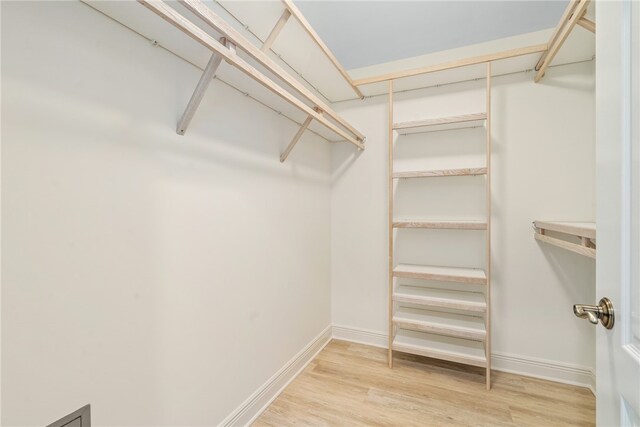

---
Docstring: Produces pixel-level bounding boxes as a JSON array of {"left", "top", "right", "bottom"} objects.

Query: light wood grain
[
  {"left": 533, "top": 221, "right": 596, "bottom": 239},
  {"left": 254, "top": 341, "right": 595, "bottom": 427},
  {"left": 534, "top": 232, "right": 596, "bottom": 259},
  {"left": 261, "top": 8, "right": 291, "bottom": 53},
  {"left": 534, "top": 0, "right": 590, "bottom": 82},
  {"left": 353, "top": 44, "right": 547, "bottom": 86},
  {"left": 281, "top": 0, "right": 364, "bottom": 99},
  {"left": 393, "top": 264, "right": 487, "bottom": 285},
  {"left": 138, "top": 0, "right": 364, "bottom": 149},
  {"left": 179, "top": 0, "right": 365, "bottom": 143},
  {"left": 393, "top": 220, "right": 487, "bottom": 230},
  {"left": 393, "top": 167, "right": 487, "bottom": 179}
]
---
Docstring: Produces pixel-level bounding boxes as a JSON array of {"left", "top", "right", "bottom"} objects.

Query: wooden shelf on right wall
[{"left": 533, "top": 221, "right": 596, "bottom": 259}]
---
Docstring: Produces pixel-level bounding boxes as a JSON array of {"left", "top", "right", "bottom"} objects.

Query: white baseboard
[
  {"left": 221, "top": 323, "right": 594, "bottom": 426},
  {"left": 332, "top": 324, "right": 595, "bottom": 392},
  {"left": 220, "top": 325, "right": 332, "bottom": 427}
]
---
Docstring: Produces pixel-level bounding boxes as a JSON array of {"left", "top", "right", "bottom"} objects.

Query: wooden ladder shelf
[{"left": 388, "top": 64, "right": 493, "bottom": 389}]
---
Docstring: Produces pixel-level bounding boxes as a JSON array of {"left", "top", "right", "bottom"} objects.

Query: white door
[{"left": 595, "top": 0, "right": 640, "bottom": 425}]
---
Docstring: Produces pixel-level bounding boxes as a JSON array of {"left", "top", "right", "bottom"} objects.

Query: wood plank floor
[{"left": 254, "top": 340, "right": 595, "bottom": 427}]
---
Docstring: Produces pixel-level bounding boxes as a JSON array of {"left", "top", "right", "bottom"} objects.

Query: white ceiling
[{"left": 294, "top": 1, "right": 569, "bottom": 70}]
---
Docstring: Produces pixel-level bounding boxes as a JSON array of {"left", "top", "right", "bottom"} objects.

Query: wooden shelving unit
[
  {"left": 388, "top": 64, "right": 493, "bottom": 389},
  {"left": 533, "top": 221, "right": 596, "bottom": 259}
]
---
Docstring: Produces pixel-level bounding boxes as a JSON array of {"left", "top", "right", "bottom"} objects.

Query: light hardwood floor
[{"left": 254, "top": 340, "right": 595, "bottom": 427}]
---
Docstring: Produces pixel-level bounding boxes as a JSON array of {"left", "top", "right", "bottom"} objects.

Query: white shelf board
[
  {"left": 394, "top": 306, "right": 486, "bottom": 341},
  {"left": 393, "top": 167, "right": 487, "bottom": 179},
  {"left": 394, "top": 113, "right": 486, "bottom": 135},
  {"left": 393, "top": 329, "right": 487, "bottom": 368},
  {"left": 393, "top": 220, "right": 487, "bottom": 230},
  {"left": 533, "top": 221, "right": 595, "bottom": 239},
  {"left": 393, "top": 285, "right": 486, "bottom": 313},
  {"left": 394, "top": 264, "right": 487, "bottom": 285}
]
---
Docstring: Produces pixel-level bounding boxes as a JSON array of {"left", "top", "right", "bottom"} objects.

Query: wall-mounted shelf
[
  {"left": 533, "top": 220, "right": 596, "bottom": 259},
  {"left": 393, "top": 330, "right": 487, "bottom": 368},
  {"left": 394, "top": 286, "right": 487, "bottom": 313},
  {"left": 393, "top": 220, "right": 487, "bottom": 230},
  {"left": 88, "top": 0, "right": 366, "bottom": 162},
  {"left": 393, "top": 113, "right": 486, "bottom": 135},
  {"left": 393, "top": 264, "right": 487, "bottom": 285},
  {"left": 393, "top": 167, "right": 487, "bottom": 179},
  {"left": 393, "top": 306, "right": 486, "bottom": 341}
]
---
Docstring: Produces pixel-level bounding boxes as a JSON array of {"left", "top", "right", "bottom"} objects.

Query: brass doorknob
[{"left": 573, "top": 297, "right": 614, "bottom": 329}]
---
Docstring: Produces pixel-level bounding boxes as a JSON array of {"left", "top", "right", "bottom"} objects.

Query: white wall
[
  {"left": 1, "top": 2, "right": 331, "bottom": 425},
  {"left": 331, "top": 61, "right": 596, "bottom": 383}
]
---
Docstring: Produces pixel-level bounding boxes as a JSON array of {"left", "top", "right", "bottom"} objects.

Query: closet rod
[{"left": 138, "top": 0, "right": 364, "bottom": 150}]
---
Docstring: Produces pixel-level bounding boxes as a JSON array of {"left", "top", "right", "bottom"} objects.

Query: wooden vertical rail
[
  {"left": 485, "top": 62, "right": 492, "bottom": 390},
  {"left": 388, "top": 80, "right": 394, "bottom": 368}
]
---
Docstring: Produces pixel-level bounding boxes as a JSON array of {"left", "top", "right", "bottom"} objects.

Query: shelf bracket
[
  {"left": 280, "top": 109, "right": 318, "bottom": 162},
  {"left": 261, "top": 9, "right": 291, "bottom": 53},
  {"left": 176, "top": 37, "right": 235, "bottom": 135},
  {"left": 577, "top": 16, "right": 596, "bottom": 33},
  {"left": 534, "top": 0, "right": 590, "bottom": 82}
]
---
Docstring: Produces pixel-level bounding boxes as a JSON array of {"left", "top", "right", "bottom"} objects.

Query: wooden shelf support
[
  {"left": 533, "top": 221, "right": 596, "bottom": 259},
  {"left": 176, "top": 37, "right": 233, "bottom": 136},
  {"left": 577, "top": 16, "right": 596, "bottom": 33},
  {"left": 261, "top": 9, "right": 291, "bottom": 53},
  {"left": 534, "top": 0, "right": 591, "bottom": 82},
  {"left": 280, "top": 113, "right": 314, "bottom": 163}
]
